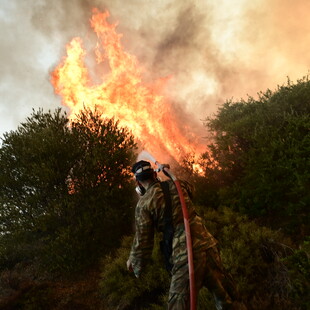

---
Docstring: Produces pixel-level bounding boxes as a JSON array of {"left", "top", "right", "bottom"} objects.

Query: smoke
[{"left": 1, "top": 0, "right": 310, "bottom": 140}]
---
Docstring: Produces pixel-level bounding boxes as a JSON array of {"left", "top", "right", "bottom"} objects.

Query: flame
[{"left": 51, "top": 8, "right": 205, "bottom": 164}]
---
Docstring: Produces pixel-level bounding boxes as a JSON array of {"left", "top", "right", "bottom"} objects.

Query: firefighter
[{"left": 127, "top": 160, "right": 247, "bottom": 310}]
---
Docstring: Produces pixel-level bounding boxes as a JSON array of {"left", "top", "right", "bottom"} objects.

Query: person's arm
[
  {"left": 127, "top": 202, "right": 154, "bottom": 277},
  {"left": 181, "top": 180, "right": 195, "bottom": 200}
]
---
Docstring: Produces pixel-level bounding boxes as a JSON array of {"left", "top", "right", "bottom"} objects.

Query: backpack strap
[
  {"left": 160, "top": 181, "right": 173, "bottom": 224},
  {"left": 160, "top": 181, "right": 174, "bottom": 272}
]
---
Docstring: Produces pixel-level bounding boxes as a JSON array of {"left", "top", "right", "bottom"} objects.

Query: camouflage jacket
[{"left": 129, "top": 179, "right": 217, "bottom": 277}]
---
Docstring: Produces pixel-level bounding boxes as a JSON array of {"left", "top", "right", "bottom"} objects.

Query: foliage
[
  {"left": 0, "top": 261, "right": 102, "bottom": 310},
  {"left": 100, "top": 235, "right": 170, "bottom": 310},
  {"left": 201, "top": 207, "right": 295, "bottom": 309},
  {"left": 99, "top": 207, "right": 307, "bottom": 310},
  {"left": 0, "top": 107, "right": 137, "bottom": 273},
  {"left": 283, "top": 237, "right": 310, "bottom": 310},
  {"left": 201, "top": 77, "right": 310, "bottom": 235}
]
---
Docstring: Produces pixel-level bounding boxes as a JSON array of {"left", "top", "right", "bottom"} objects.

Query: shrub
[
  {"left": 283, "top": 237, "right": 310, "bottom": 310},
  {"left": 202, "top": 77, "right": 310, "bottom": 236},
  {"left": 100, "top": 235, "right": 169, "bottom": 310},
  {"left": 99, "top": 208, "right": 308, "bottom": 310},
  {"left": 201, "top": 207, "right": 306, "bottom": 310},
  {"left": 0, "top": 107, "right": 137, "bottom": 274}
]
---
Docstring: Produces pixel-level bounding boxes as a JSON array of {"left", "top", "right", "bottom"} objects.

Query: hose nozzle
[
  {"left": 155, "top": 162, "right": 170, "bottom": 173},
  {"left": 155, "top": 162, "right": 175, "bottom": 180}
]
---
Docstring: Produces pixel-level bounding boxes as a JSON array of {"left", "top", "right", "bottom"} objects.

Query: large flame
[{"left": 51, "top": 8, "right": 205, "bottom": 163}]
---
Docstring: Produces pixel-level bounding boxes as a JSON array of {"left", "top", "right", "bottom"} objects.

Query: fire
[{"left": 51, "top": 8, "right": 205, "bottom": 164}]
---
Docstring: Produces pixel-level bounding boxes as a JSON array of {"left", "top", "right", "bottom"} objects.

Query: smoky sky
[{"left": 1, "top": 0, "right": 310, "bottom": 140}]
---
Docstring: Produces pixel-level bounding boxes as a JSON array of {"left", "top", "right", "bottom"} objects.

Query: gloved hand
[{"left": 126, "top": 259, "right": 133, "bottom": 272}]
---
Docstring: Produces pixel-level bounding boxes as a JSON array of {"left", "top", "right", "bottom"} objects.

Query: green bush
[
  {"left": 100, "top": 235, "right": 170, "bottom": 310},
  {"left": 100, "top": 208, "right": 307, "bottom": 310},
  {"left": 202, "top": 77, "right": 310, "bottom": 235},
  {"left": 0, "top": 107, "right": 137, "bottom": 274},
  {"left": 283, "top": 237, "right": 310, "bottom": 310},
  {"left": 201, "top": 207, "right": 294, "bottom": 309}
]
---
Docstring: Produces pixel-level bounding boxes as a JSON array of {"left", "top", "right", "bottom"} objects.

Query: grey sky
[{"left": 1, "top": 0, "right": 309, "bottom": 140}]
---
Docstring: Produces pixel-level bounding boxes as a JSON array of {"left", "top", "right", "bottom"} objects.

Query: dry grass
[{"left": 0, "top": 263, "right": 104, "bottom": 310}]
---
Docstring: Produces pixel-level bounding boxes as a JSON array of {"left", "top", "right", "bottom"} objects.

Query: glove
[{"left": 126, "top": 259, "right": 133, "bottom": 272}]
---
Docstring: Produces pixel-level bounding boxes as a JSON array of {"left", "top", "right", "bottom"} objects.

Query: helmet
[{"left": 132, "top": 160, "right": 154, "bottom": 181}]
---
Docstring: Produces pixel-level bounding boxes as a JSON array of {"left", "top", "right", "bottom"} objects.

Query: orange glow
[{"left": 51, "top": 8, "right": 205, "bottom": 164}]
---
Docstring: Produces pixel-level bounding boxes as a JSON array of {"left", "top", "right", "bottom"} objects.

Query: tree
[
  {"left": 0, "top": 107, "right": 137, "bottom": 272},
  {"left": 202, "top": 77, "right": 310, "bottom": 235}
]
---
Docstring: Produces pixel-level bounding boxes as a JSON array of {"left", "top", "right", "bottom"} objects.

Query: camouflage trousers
[{"left": 168, "top": 246, "right": 247, "bottom": 310}]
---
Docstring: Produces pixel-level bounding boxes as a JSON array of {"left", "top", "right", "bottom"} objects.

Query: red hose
[
  {"left": 174, "top": 180, "right": 196, "bottom": 310},
  {"left": 152, "top": 159, "right": 196, "bottom": 309}
]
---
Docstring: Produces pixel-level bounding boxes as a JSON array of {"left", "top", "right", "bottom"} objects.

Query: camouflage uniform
[{"left": 128, "top": 180, "right": 245, "bottom": 310}]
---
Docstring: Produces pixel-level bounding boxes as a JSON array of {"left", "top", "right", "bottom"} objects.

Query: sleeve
[
  {"left": 180, "top": 180, "right": 195, "bottom": 200},
  {"left": 128, "top": 201, "right": 155, "bottom": 277}
]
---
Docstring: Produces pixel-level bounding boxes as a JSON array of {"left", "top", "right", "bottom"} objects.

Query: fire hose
[{"left": 138, "top": 151, "right": 197, "bottom": 310}]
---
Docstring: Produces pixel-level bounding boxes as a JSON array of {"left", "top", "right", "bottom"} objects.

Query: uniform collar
[{"left": 145, "top": 179, "right": 159, "bottom": 192}]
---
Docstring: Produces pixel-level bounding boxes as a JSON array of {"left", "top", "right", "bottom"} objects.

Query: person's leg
[
  {"left": 168, "top": 249, "right": 212, "bottom": 309},
  {"left": 168, "top": 259, "right": 189, "bottom": 310}
]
